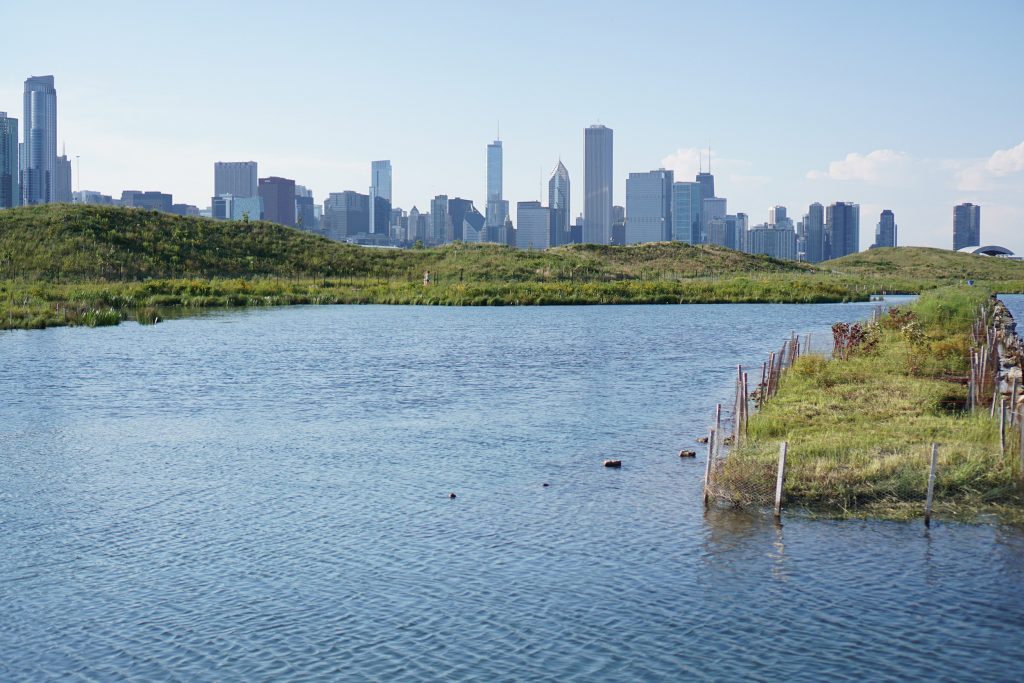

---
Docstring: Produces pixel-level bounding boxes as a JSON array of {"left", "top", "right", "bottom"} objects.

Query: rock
[
  {"left": 679, "top": 449, "right": 697, "bottom": 458},
  {"left": 448, "top": 492, "right": 457, "bottom": 499},
  {"left": 603, "top": 459, "right": 622, "bottom": 468},
  {"left": 542, "top": 482, "right": 550, "bottom": 487},
  {"left": 696, "top": 436, "right": 709, "bottom": 444}
]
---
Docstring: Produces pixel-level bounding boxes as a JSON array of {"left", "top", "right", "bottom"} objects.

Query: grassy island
[
  {"left": 717, "top": 286, "right": 1024, "bottom": 522},
  {"left": 3, "top": 204, "right": 1024, "bottom": 329}
]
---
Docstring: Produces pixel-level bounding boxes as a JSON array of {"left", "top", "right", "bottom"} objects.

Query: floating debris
[
  {"left": 448, "top": 492, "right": 457, "bottom": 499},
  {"left": 679, "top": 449, "right": 697, "bottom": 458},
  {"left": 603, "top": 459, "right": 622, "bottom": 468},
  {"left": 696, "top": 436, "right": 709, "bottom": 444}
]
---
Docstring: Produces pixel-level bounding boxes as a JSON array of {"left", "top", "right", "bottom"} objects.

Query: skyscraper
[
  {"left": 430, "top": 195, "right": 449, "bottom": 245},
  {"left": 953, "top": 203, "right": 981, "bottom": 250},
  {"left": 874, "top": 210, "right": 897, "bottom": 248},
  {"left": 803, "top": 202, "right": 825, "bottom": 263},
  {"left": 826, "top": 202, "right": 860, "bottom": 259},
  {"left": 214, "top": 162, "right": 258, "bottom": 198},
  {"left": 584, "top": 124, "right": 613, "bottom": 244},
  {"left": 548, "top": 160, "right": 570, "bottom": 246},
  {"left": 0, "top": 113, "right": 18, "bottom": 209},
  {"left": 516, "top": 201, "right": 552, "bottom": 250},
  {"left": 485, "top": 140, "right": 508, "bottom": 231},
  {"left": 22, "top": 75, "right": 57, "bottom": 205},
  {"left": 54, "top": 151, "right": 72, "bottom": 203},
  {"left": 625, "top": 169, "right": 673, "bottom": 244},
  {"left": 769, "top": 205, "right": 787, "bottom": 226},
  {"left": 696, "top": 171, "right": 715, "bottom": 204},
  {"left": 670, "top": 181, "right": 701, "bottom": 243},
  {"left": 702, "top": 197, "right": 727, "bottom": 242},
  {"left": 258, "top": 176, "right": 297, "bottom": 227},
  {"left": 370, "top": 160, "right": 392, "bottom": 235}
]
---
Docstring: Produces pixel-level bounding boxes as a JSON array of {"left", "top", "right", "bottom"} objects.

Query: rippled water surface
[{"left": 3, "top": 299, "right": 1023, "bottom": 681}]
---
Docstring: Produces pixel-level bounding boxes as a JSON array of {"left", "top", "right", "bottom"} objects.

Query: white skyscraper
[
  {"left": 22, "top": 75, "right": 57, "bottom": 205},
  {"left": 625, "top": 169, "right": 673, "bottom": 244}
]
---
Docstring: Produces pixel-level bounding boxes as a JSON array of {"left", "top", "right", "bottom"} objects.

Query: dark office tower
[
  {"left": 695, "top": 172, "right": 715, "bottom": 204},
  {"left": 953, "top": 203, "right": 981, "bottom": 250},
  {"left": 584, "top": 124, "right": 613, "bottom": 244},
  {"left": 22, "top": 76, "right": 57, "bottom": 205},
  {"left": 121, "top": 190, "right": 174, "bottom": 213},
  {"left": 447, "top": 198, "right": 475, "bottom": 242},
  {"left": 258, "top": 177, "right": 297, "bottom": 227},
  {"left": 825, "top": 202, "right": 860, "bottom": 260},
  {"left": 0, "top": 112, "right": 18, "bottom": 208},
  {"left": 548, "top": 160, "right": 570, "bottom": 246},
  {"left": 323, "top": 191, "right": 369, "bottom": 239},
  {"left": 874, "top": 210, "right": 897, "bottom": 248},
  {"left": 215, "top": 162, "right": 258, "bottom": 198},
  {"left": 803, "top": 203, "right": 825, "bottom": 263}
]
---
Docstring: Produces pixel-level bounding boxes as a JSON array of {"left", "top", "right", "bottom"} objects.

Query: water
[{"left": 2, "top": 299, "right": 1022, "bottom": 681}]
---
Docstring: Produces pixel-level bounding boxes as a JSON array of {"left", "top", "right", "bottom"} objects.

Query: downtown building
[
  {"left": 584, "top": 124, "right": 613, "bottom": 244},
  {"left": 746, "top": 223, "right": 797, "bottom": 260},
  {"left": 121, "top": 190, "right": 173, "bottom": 213},
  {"left": 873, "top": 210, "right": 897, "bottom": 248},
  {"left": 214, "top": 161, "right": 258, "bottom": 198},
  {"left": 953, "top": 203, "right": 981, "bottom": 251},
  {"left": 22, "top": 75, "right": 58, "bottom": 205},
  {"left": 548, "top": 161, "right": 570, "bottom": 246},
  {"left": 323, "top": 191, "right": 369, "bottom": 240},
  {"left": 625, "top": 169, "right": 673, "bottom": 244},
  {"left": 0, "top": 112, "right": 18, "bottom": 209},
  {"left": 799, "top": 202, "right": 826, "bottom": 263},
  {"left": 485, "top": 140, "right": 509, "bottom": 240},
  {"left": 670, "top": 181, "right": 701, "bottom": 243},
  {"left": 825, "top": 202, "right": 860, "bottom": 260},
  {"left": 369, "top": 160, "right": 392, "bottom": 235},
  {"left": 259, "top": 176, "right": 297, "bottom": 227},
  {"left": 516, "top": 201, "right": 552, "bottom": 250}
]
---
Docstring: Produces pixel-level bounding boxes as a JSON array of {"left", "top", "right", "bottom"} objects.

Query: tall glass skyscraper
[
  {"left": 485, "top": 140, "right": 508, "bottom": 231},
  {"left": 826, "top": 202, "right": 860, "bottom": 259},
  {"left": 548, "top": 160, "right": 570, "bottom": 246},
  {"left": 625, "top": 169, "right": 673, "bottom": 244},
  {"left": 670, "top": 182, "right": 701, "bottom": 243},
  {"left": 584, "top": 125, "right": 613, "bottom": 244},
  {"left": 875, "top": 210, "right": 897, "bottom": 248},
  {"left": 803, "top": 202, "right": 825, "bottom": 263},
  {"left": 0, "top": 112, "right": 18, "bottom": 209},
  {"left": 370, "top": 160, "right": 392, "bottom": 234},
  {"left": 696, "top": 171, "right": 715, "bottom": 203},
  {"left": 22, "top": 75, "right": 57, "bottom": 205}
]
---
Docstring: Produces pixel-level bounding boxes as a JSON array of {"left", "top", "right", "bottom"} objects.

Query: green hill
[
  {"left": 824, "top": 246, "right": 1024, "bottom": 281},
  {"left": 0, "top": 204, "right": 813, "bottom": 283}
]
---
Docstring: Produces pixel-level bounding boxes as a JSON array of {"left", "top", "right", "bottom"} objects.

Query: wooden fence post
[
  {"left": 1000, "top": 398, "right": 1007, "bottom": 455},
  {"left": 714, "top": 404, "right": 722, "bottom": 461},
  {"left": 925, "top": 443, "right": 939, "bottom": 528},
  {"left": 774, "top": 441, "right": 788, "bottom": 520},
  {"left": 702, "top": 428, "right": 716, "bottom": 509}
]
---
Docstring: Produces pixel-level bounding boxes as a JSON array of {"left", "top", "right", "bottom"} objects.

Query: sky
[{"left": 3, "top": 0, "right": 1022, "bottom": 251}]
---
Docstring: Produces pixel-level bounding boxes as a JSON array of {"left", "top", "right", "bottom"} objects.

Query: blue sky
[{"left": 3, "top": 0, "right": 1022, "bottom": 249}]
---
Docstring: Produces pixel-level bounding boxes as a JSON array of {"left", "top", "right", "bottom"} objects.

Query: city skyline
[{"left": 1, "top": 1, "right": 1022, "bottom": 251}]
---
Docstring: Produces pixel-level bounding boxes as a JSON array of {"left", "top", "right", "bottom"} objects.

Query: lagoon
[{"left": 2, "top": 300, "right": 1022, "bottom": 681}]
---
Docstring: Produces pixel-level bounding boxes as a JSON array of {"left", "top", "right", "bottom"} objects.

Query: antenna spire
[{"left": 708, "top": 145, "right": 712, "bottom": 173}]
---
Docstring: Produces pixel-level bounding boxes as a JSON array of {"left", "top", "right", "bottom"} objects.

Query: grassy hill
[
  {"left": 824, "top": 246, "right": 1024, "bottom": 281},
  {"left": 0, "top": 204, "right": 813, "bottom": 283}
]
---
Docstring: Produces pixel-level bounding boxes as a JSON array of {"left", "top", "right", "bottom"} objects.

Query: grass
[{"left": 717, "top": 285, "right": 1024, "bottom": 522}]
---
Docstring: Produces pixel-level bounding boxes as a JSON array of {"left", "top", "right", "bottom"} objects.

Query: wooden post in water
[
  {"left": 1001, "top": 398, "right": 1007, "bottom": 455},
  {"left": 714, "top": 404, "right": 722, "bottom": 462},
  {"left": 774, "top": 442, "right": 788, "bottom": 521},
  {"left": 742, "top": 372, "right": 749, "bottom": 439},
  {"left": 702, "top": 428, "right": 716, "bottom": 509},
  {"left": 925, "top": 443, "right": 939, "bottom": 528}
]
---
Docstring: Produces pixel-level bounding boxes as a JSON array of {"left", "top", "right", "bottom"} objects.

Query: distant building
[
  {"left": 74, "top": 190, "right": 115, "bottom": 205},
  {"left": 671, "top": 181, "right": 701, "bottom": 243},
  {"left": 369, "top": 160, "right": 392, "bottom": 235},
  {"left": 258, "top": 176, "right": 297, "bottom": 227},
  {"left": 548, "top": 160, "right": 570, "bottom": 246},
  {"left": 54, "top": 152, "right": 72, "bottom": 203},
  {"left": 746, "top": 223, "right": 797, "bottom": 260},
  {"left": 0, "top": 112, "right": 18, "bottom": 208},
  {"left": 322, "top": 191, "right": 368, "bottom": 239},
  {"left": 22, "top": 75, "right": 58, "bottom": 205},
  {"left": 121, "top": 190, "right": 173, "bottom": 213},
  {"left": 708, "top": 214, "right": 746, "bottom": 251},
  {"left": 873, "top": 209, "right": 897, "bottom": 248},
  {"left": 212, "top": 194, "right": 263, "bottom": 221},
  {"left": 430, "top": 194, "right": 449, "bottom": 245},
  {"left": 696, "top": 171, "right": 715, "bottom": 204},
  {"left": 516, "top": 201, "right": 552, "bottom": 250},
  {"left": 295, "top": 185, "right": 317, "bottom": 232},
  {"left": 625, "top": 169, "right": 673, "bottom": 244},
  {"left": 702, "top": 197, "right": 727, "bottom": 242},
  {"left": 826, "top": 202, "right": 859, "bottom": 259},
  {"left": 953, "top": 203, "right": 981, "bottom": 251},
  {"left": 486, "top": 140, "right": 507, "bottom": 232},
  {"left": 584, "top": 124, "right": 613, "bottom": 244},
  {"left": 462, "top": 205, "right": 486, "bottom": 242},
  {"left": 802, "top": 202, "right": 826, "bottom": 263},
  {"left": 171, "top": 204, "right": 200, "bottom": 217},
  {"left": 214, "top": 161, "right": 258, "bottom": 199}
]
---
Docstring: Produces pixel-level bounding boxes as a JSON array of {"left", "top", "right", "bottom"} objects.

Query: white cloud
[
  {"left": 986, "top": 140, "right": 1024, "bottom": 176},
  {"left": 660, "top": 147, "right": 756, "bottom": 180},
  {"left": 806, "top": 150, "right": 909, "bottom": 182},
  {"left": 954, "top": 140, "right": 1024, "bottom": 191}
]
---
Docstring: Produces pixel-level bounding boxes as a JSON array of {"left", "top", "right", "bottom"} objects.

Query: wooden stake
[
  {"left": 714, "top": 404, "right": 722, "bottom": 461},
  {"left": 742, "top": 372, "right": 749, "bottom": 439},
  {"left": 1011, "top": 377, "right": 1018, "bottom": 426},
  {"left": 774, "top": 442, "right": 788, "bottom": 520},
  {"left": 1000, "top": 398, "right": 1007, "bottom": 455},
  {"left": 925, "top": 443, "right": 938, "bottom": 528},
  {"left": 702, "top": 428, "right": 716, "bottom": 508}
]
